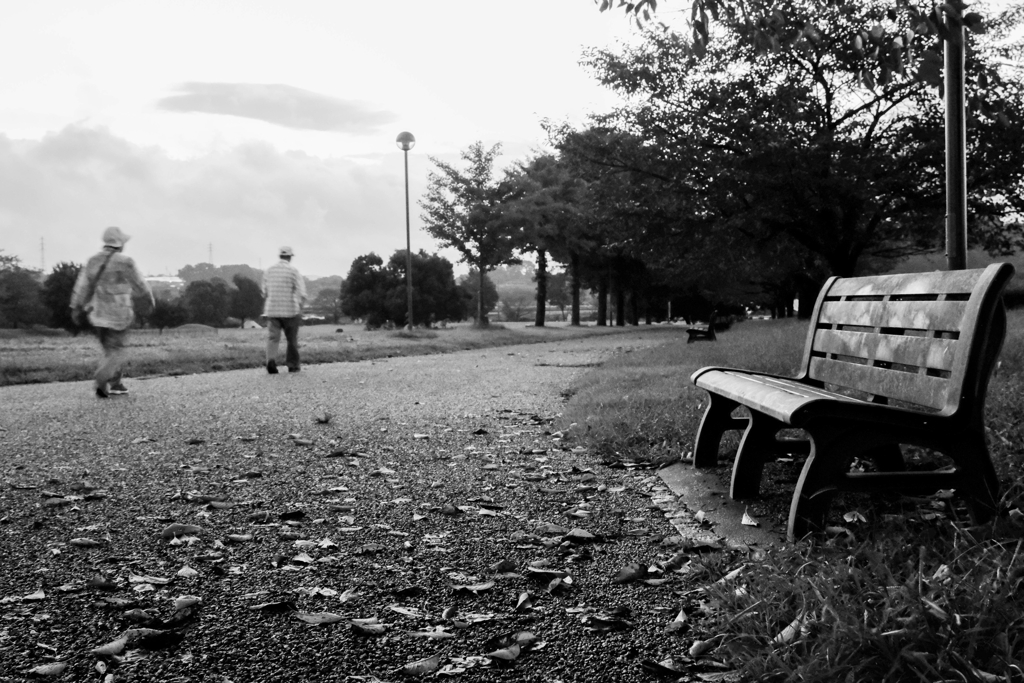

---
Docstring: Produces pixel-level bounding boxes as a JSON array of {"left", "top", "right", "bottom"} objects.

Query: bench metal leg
[
  {"left": 787, "top": 421, "right": 863, "bottom": 541},
  {"left": 787, "top": 422, "right": 1002, "bottom": 540},
  {"left": 944, "top": 431, "right": 1000, "bottom": 523},
  {"left": 730, "top": 412, "right": 785, "bottom": 499},
  {"left": 693, "top": 394, "right": 746, "bottom": 468}
]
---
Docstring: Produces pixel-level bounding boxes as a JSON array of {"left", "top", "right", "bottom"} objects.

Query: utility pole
[
  {"left": 40, "top": 238, "right": 45, "bottom": 272},
  {"left": 945, "top": 16, "right": 967, "bottom": 270},
  {"left": 208, "top": 243, "right": 213, "bottom": 265}
]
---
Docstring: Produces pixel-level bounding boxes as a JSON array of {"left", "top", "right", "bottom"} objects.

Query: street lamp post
[{"left": 396, "top": 131, "right": 416, "bottom": 329}]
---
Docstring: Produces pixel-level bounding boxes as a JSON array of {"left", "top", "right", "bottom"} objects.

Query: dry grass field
[{"left": 0, "top": 321, "right": 663, "bottom": 386}]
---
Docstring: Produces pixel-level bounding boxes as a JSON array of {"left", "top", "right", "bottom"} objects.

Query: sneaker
[
  {"left": 108, "top": 382, "right": 129, "bottom": 395},
  {"left": 95, "top": 384, "right": 109, "bottom": 399},
  {"left": 266, "top": 359, "right": 279, "bottom": 374}
]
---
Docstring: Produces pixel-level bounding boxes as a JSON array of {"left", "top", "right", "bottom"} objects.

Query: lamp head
[{"left": 395, "top": 131, "right": 416, "bottom": 151}]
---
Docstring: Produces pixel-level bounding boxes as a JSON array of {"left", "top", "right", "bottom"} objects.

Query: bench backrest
[{"left": 799, "top": 263, "right": 1015, "bottom": 417}]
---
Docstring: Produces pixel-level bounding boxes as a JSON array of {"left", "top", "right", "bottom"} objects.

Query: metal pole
[
  {"left": 404, "top": 148, "right": 413, "bottom": 329},
  {"left": 945, "top": 19, "right": 968, "bottom": 271}
]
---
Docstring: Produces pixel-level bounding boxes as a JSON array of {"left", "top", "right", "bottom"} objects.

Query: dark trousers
[{"left": 266, "top": 316, "right": 301, "bottom": 370}]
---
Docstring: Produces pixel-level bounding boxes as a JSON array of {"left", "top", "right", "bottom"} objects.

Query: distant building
[{"left": 146, "top": 275, "right": 186, "bottom": 299}]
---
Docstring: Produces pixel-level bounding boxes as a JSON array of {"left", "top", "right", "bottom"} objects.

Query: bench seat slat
[
  {"left": 818, "top": 300, "right": 967, "bottom": 331},
  {"left": 694, "top": 370, "right": 861, "bottom": 424},
  {"left": 826, "top": 270, "right": 983, "bottom": 297},
  {"left": 813, "top": 329, "right": 958, "bottom": 371},
  {"left": 808, "top": 357, "right": 948, "bottom": 410}
]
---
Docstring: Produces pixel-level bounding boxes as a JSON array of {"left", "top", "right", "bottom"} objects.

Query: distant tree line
[{"left": 0, "top": 251, "right": 273, "bottom": 331}]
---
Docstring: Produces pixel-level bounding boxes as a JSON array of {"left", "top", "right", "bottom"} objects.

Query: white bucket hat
[{"left": 102, "top": 226, "right": 130, "bottom": 248}]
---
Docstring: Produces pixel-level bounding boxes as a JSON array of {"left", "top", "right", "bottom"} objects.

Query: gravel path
[{"left": 0, "top": 331, "right": 720, "bottom": 683}]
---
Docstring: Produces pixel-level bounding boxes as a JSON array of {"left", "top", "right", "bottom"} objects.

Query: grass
[
  {"left": 558, "top": 312, "right": 1024, "bottom": 681},
  {"left": 0, "top": 321, "right": 640, "bottom": 387},
  {"left": 558, "top": 316, "right": 808, "bottom": 466}
]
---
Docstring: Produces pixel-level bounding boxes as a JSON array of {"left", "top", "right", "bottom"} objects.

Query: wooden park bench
[
  {"left": 689, "top": 264, "right": 1015, "bottom": 541},
  {"left": 686, "top": 310, "right": 718, "bottom": 343}
]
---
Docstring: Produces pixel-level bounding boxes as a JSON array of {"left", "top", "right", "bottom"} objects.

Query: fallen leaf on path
[
  {"left": 295, "top": 611, "right": 345, "bottom": 625},
  {"left": 514, "top": 592, "right": 535, "bottom": 613},
  {"left": 160, "top": 523, "right": 201, "bottom": 540},
  {"left": 27, "top": 662, "right": 67, "bottom": 676},
  {"left": 452, "top": 581, "right": 494, "bottom": 596},
  {"left": 407, "top": 626, "right": 456, "bottom": 639},
  {"left": 388, "top": 604, "right": 427, "bottom": 619},
  {"left": 485, "top": 642, "right": 520, "bottom": 663},
  {"left": 399, "top": 653, "right": 440, "bottom": 676},
  {"left": 91, "top": 636, "right": 128, "bottom": 657},
  {"left": 689, "top": 635, "right": 722, "bottom": 657},
  {"left": 613, "top": 562, "right": 648, "bottom": 584},
  {"left": 351, "top": 617, "right": 387, "bottom": 636},
  {"left": 562, "top": 528, "right": 598, "bottom": 544},
  {"left": 129, "top": 574, "right": 172, "bottom": 585},
  {"left": 665, "top": 608, "right": 688, "bottom": 633}
]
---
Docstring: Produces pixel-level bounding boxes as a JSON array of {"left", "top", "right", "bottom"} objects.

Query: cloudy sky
[{"left": 0, "top": 0, "right": 638, "bottom": 278}]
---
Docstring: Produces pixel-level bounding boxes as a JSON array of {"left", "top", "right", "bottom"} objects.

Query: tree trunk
[
  {"left": 477, "top": 266, "right": 488, "bottom": 327},
  {"left": 615, "top": 281, "right": 626, "bottom": 327},
  {"left": 534, "top": 248, "right": 547, "bottom": 327},
  {"left": 597, "top": 277, "right": 609, "bottom": 327},
  {"left": 570, "top": 253, "right": 581, "bottom": 326},
  {"left": 630, "top": 290, "right": 640, "bottom": 326}
]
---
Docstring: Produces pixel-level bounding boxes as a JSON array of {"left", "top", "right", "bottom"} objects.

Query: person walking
[
  {"left": 261, "top": 246, "right": 307, "bottom": 374},
  {"left": 70, "top": 226, "right": 154, "bottom": 398}
]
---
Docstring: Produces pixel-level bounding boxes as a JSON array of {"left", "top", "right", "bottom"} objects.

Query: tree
[
  {"left": 341, "top": 251, "right": 466, "bottom": 328},
  {"left": 341, "top": 253, "right": 393, "bottom": 327},
  {"left": 459, "top": 269, "right": 499, "bottom": 322},
  {"left": 308, "top": 288, "right": 343, "bottom": 323},
  {"left": 178, "top": 263, "right": 263, "bottom": 285},
  {"left": 41, "top": 262, "right": 81, "bottom": 331},
  {"left": 0, "top": 267, "right": 47, "bottom": 329},
  {"left": 150, "top": 298, "right": 188, "bottom": 331},
  {"left": 230, "top": 275, "right": 264, "bottom": 324},
  {"left": 181, "top": 278, "right": 231, "bottom": 326},
  {"left": 0, "top": 251, "right": 19, "bottom": 272},
  {"left": 498, "top": 290, "right": 534, "bottom": 322},
  {"left": 600, "top": 0, "right": 1024, "bottom": 270},
  {"left": 386, "top": 251, "right": 466, "bottom": 326},
  {"left": 420, "top": 141, "right": 524, "bottom": 326},
  {"left": 547, "top": 271, "right": 572, "bottom": 322},
  {"left": 570, "top": 0, "right": 1024, "bottom": 306},
  {"left": 504, "top": 155, "right": 590, "bottom": 326}
]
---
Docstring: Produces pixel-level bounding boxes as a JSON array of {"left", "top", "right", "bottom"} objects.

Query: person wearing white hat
[
  {"left": 260, "top": 245, "right": 307, "bottom": 373},
  {"left": 70, "top": 226, "right": 154, "bottom": 398}
]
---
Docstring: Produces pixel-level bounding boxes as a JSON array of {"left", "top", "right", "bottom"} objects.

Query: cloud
[
  {"left": 157, "top": 82, "right": 398, "bottom": 133},
  {"left": 0, "top": 125, "right": 427, "bottom": 278}
]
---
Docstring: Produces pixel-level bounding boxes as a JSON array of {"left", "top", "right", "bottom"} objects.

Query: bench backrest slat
[
  {"left": 818, "top": 300, "right": 968, "bottom": 333},
  {"left": 808, "top": 356, "right": 950, "bottom": 408},
  {"left": 814, "top": 329, "right": 957, "bottom": 372},
  {"left": 800, "top": 263, "right": 1014, "bottom": 414},
  {"left": 825, "top": 269, "right": 987, "bottom": 297}
]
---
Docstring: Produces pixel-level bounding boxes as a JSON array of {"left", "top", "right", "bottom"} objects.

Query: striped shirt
[
  {"left": 70, "top": 248, "right": 154, "bottom": 331},
  {"left": 261, "top": 259, "right": 307, "bottom": 317}
]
